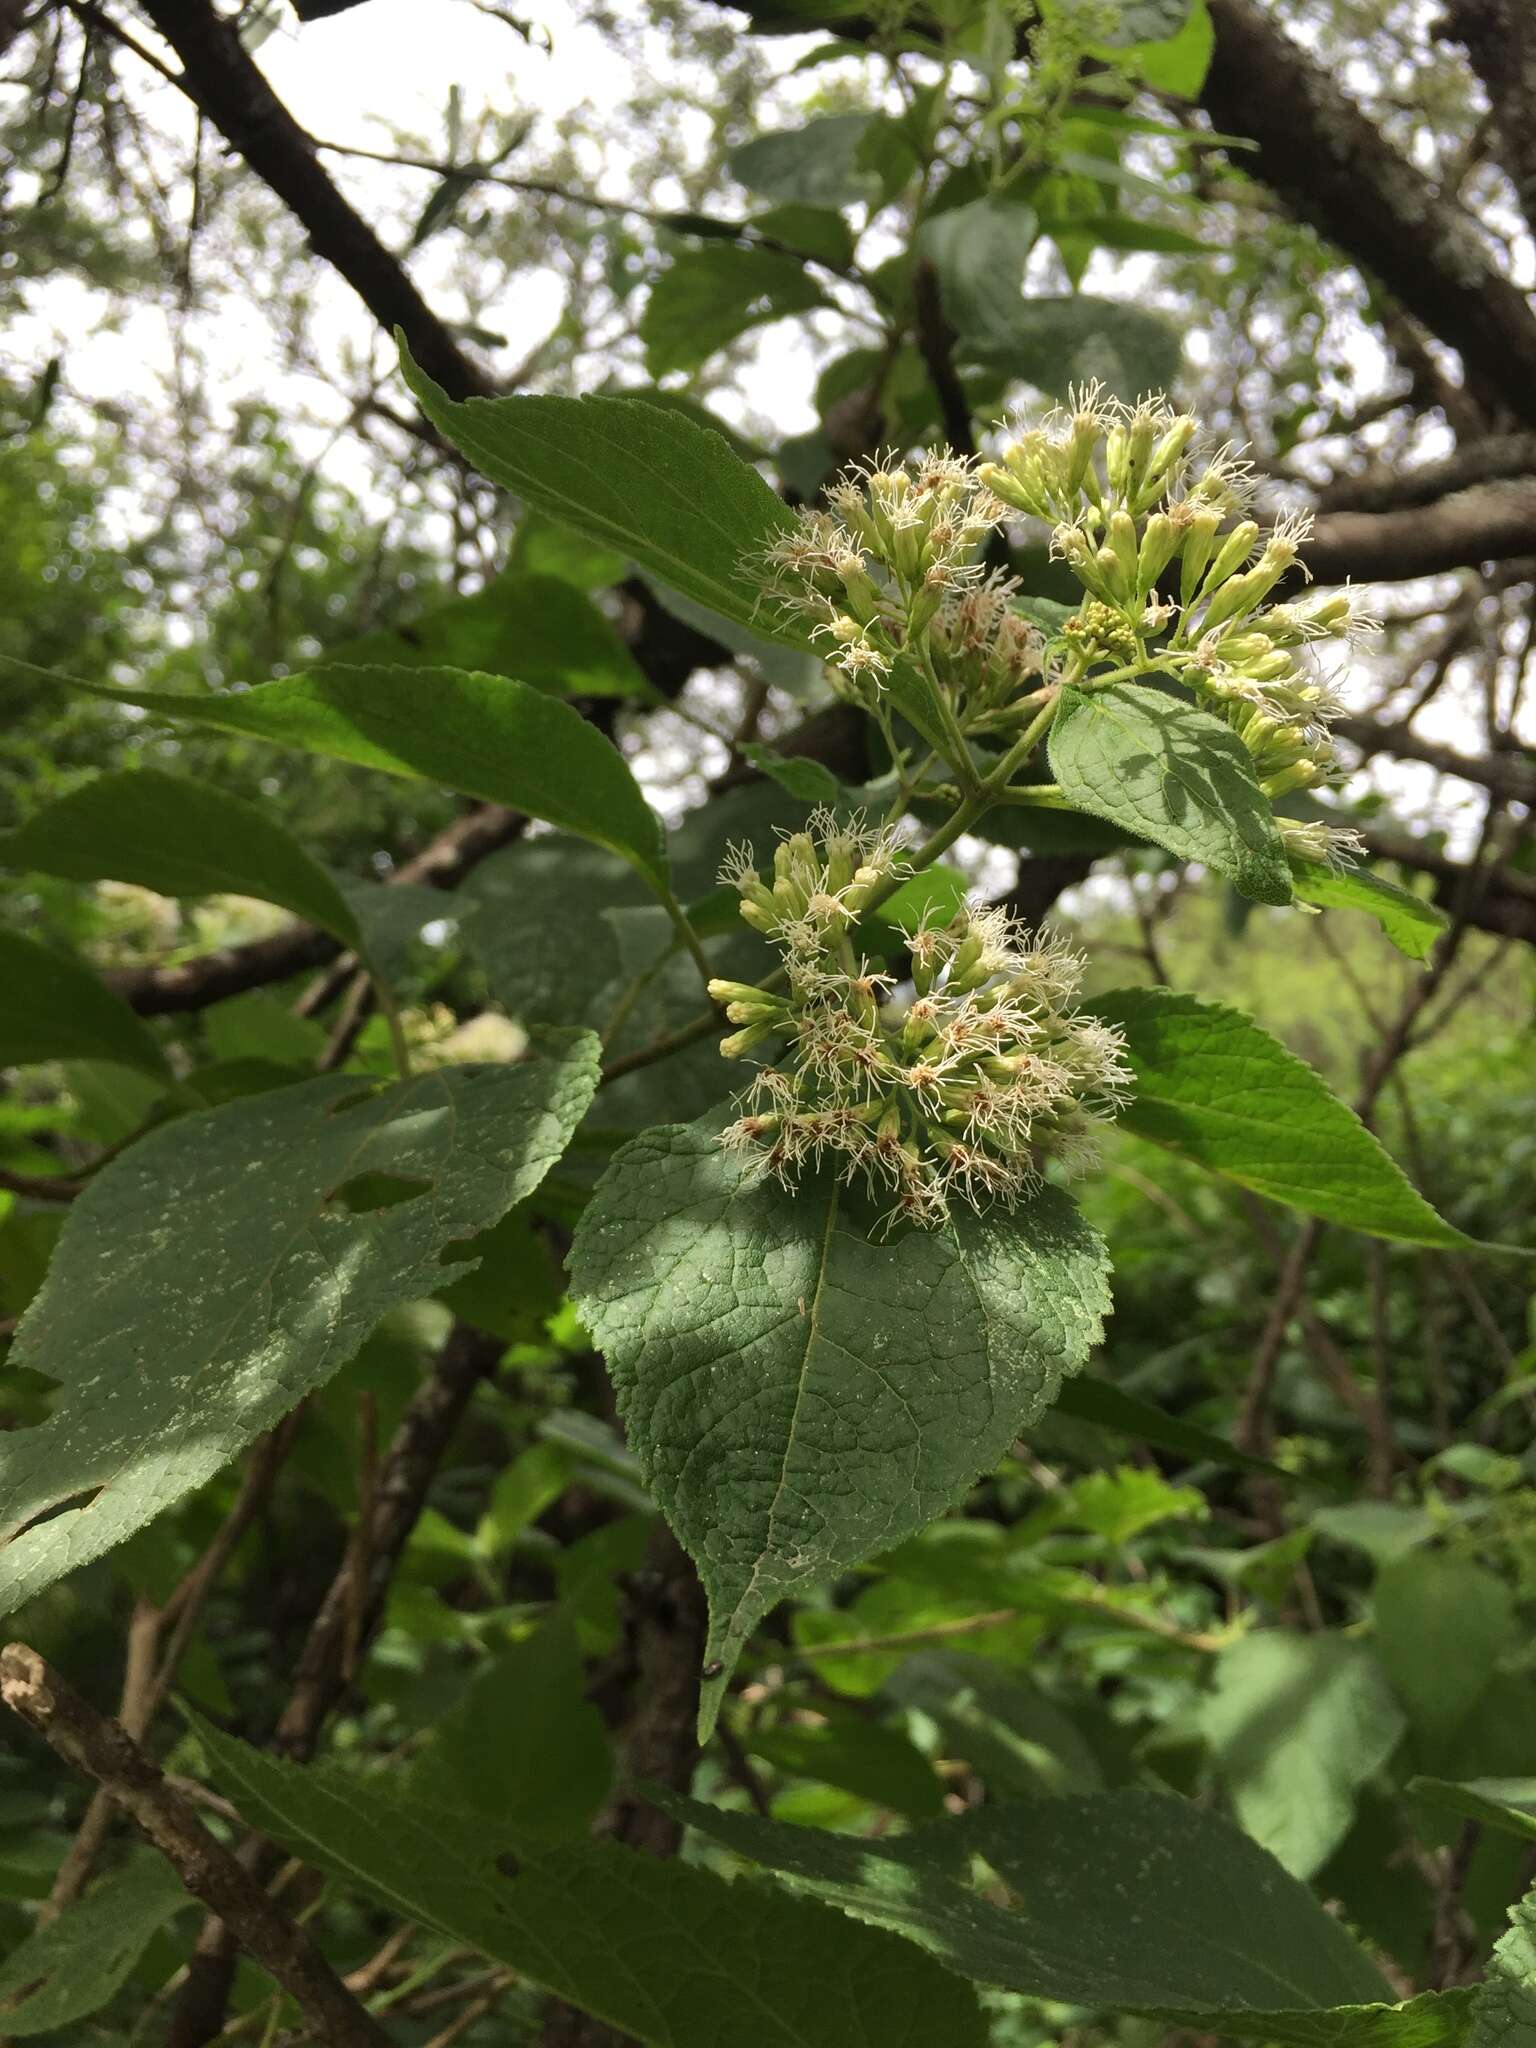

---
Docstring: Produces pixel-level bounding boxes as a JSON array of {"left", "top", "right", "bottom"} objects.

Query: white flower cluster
[
  {"left": 762, "top": 451, "right": 1008, "bottom": 704},
  {"left": 709, "top": 811, "right": 1132, "bottom": 1231},
  {"left": 981, "top": 384, "right": 1376, "bottom": 871}
]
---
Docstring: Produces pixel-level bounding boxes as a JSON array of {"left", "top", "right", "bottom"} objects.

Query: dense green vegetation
[{"left": 0, "top": 1, "right": 1533, "bottom": 2044}]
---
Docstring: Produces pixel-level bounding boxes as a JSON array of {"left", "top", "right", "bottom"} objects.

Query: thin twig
[
  {"left": 0, "top": 1166, "right": 83, "bottom": 1203},
  {"left": 44, "top": 1418, "right": 301, "bottom": 1916},
  {"left": 168, "top": 1323, "right": 501, "bottom": 2048},
  {"left": 343, "top": 1392, "right": 379, "bottom": 1685},
  {"left": 0, "top": 1645, "right": 392, "bottom": 2048}
]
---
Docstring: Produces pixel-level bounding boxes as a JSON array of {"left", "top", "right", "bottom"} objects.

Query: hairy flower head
[{"left": 713, "top": 815, "right": 1132, "bottom": 1231}]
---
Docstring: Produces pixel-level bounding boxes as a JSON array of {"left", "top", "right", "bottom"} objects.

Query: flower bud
[
  {"left": 1146, "top": 415, "right": 1197, "bottom": 492},
  {"left": 1199, "top": 563, "right": 1273, "bottom": 632},
  {"left": 708, "top": 978, "right": 769, "bottom": 1009},
  {"left": 1178, "top": 506, "right": 1226, "bottom": 604},
  {"left": 1198, "top": 520, "right": 1260, "bottom": 597},
  {"left": 1136, "top": 511, "right": 1181, "bottom": 594},
  {"left": 1108, "top": 508, "right": 1140, "bottom": 589},
  {"left": 1261, "top": 760, "right": 1325, "bottom": 798},
  {"left": 720, "top": 1021, "right": 779, "bottom": 1059}
]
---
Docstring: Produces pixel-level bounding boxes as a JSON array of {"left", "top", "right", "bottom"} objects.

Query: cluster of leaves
[{"left": 2, "top": 0, "right": 1534, "bottom": 2043}]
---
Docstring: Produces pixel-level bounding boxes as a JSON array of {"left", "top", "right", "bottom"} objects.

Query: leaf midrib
[{"left": 730, "top": 1185, "right": 842, "bottom": 1638}]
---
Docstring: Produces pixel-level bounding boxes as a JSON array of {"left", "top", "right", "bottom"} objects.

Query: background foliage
[{"left": 0, "top": 0, "right": 1534, "bottom": 2043}]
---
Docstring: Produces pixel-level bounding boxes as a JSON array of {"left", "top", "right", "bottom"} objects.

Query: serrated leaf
[
  {"left": 660, "top": 1788, "right": 1459, "bottom": 2044},
  {"left": 968, "top": 294, "right": 1182, "bottom": 401},
  {"left": 729, "top": 114, "right": 881, "bottom": 208},
  {"left": 642, "top": 243, "right": 827, "bottom": 378},
  {"left": 1290, "top": 858, "right": 1446, "bottom": 961},
  {"left": 34, "top": 664, "right": 668, "bottom": 890},
  {"left": 1, "top": 1042, "right": 599, "bottom": 1613},
  {"left": 1088, "top": 987, "right": 1472, "bottom": 1247},
  {"left": 569, "top": 1120, "right": 1110, "bottom": 1735},
  {"left": 400, "top": 344, "right": 795, "bottom": 639},
  {"left": 1468, "top": 1882, "right": 1536, "bottom": 2048},
  {"left": 0, "top": 929, "right": 170, "bottom": 1082},
  {"left": 1049, "top": 682, "right": 1292, "bottom": 904},
  {"left": 1202, "top": 1633, "right": 1406, "bottom": 1878},
  {"left": 0, "top": 1854, "right": 190, "bottom": 2036},
  {"left": 1054, "top": 1463, "right": 1205, "bottom": 1545},
  {"left": 4, "top": 768, "right": 362, "bottom": 946},
  {"left": 192, "top": 1717, "right": 989, "bottom": 2048}
]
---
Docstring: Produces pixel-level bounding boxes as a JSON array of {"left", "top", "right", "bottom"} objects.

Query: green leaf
[
  {"left": 1049, "top": 682, "right": 1292, "bottom": 905},
  {"left": 1088, "top": 988, "right": 1473, "bottom": 1247},
  {"left": 0, "top": 1855, "right": 190, "bottom": 2036},
  {"left": 460, "top": 836, "right": 647, "bottom": 1027},
  {"left": 1054, "top": 1463, "right": 1205, "bottom": 1545},
  {"left": 1123, "top": 0, "right": 1215, "bottom": 95},
  {"left": 344, "top": 880, "right": 452, "bottom": 991},
  {"left": 1047, "top": 214, "right": 1213, "bottom": 257},
  {"left": 410, "top": 1617, "right": 612, "bottom": 1844},
  {"left": 1091, "top": 0, "right": 1192, "bottom": 43},
  {"left": 753, "top": 203, "right": 857, "bottom": 266},
  {"left": 1374, "top": 1553, "right": 1515, "bottom": 1755},
  {"left": 857, "top": 863, "right": 971, "bottom": 949},
  {"left": 0, "top": 929, "right": 170, "bottom": 1082},
  {"left": 642, "top": 243, "right": 827, "bottom": 378},
  {"left": 919, "top": 199, "right": 1038, "bottom": 355},
  {"left": 569, "top": 1120, "right": 1111, "bottom": 1735},
  {"left": 326, "top": 571, "right": 654, "bottom": 699},
  {"left": 1410, "top": 1776, "right": 1536, "bottom": 1845},
  {"left": 1201, "top": 1633, "right": 1406, "bottom": 1878},
  {"left": 1468, "top": 1883, "right": 1536, "bottom": 2048},
  {"left": 748, "top": 1709, "right": 945, "bottom": 1820},
  {"left": 400, "top": 344, "right": 794, "bottom": 639},
  {"left": 1312, "top": 1502, "right": 1435, "bottom": 1564},
  {"left": 1290, "top": 858, "right": 1446, "bottom": 961},
  {"left": 729, "top": 114, "right": 881, "bottom": 208},
  {"left": 435, "top": 1203, "right": 562, "bottom": 1339},
  {"left": 1, "top": 1042, "right": 599, "bottom": 1613},
  {"left": 1054, "top": 1376, "right": 1282, "bottom": 1474},
  {"left": 193, "top": 1717, "right": 989, "bottom": 2048},
  {"left": 3, "top": 767, "right": 362, "bottom": 946},
  {"left": 887, "top": 1653, "right": 1103, "bottom": 1796},
  {"left": 660, "top": 1788, "right": 1457, "bottom": 2043},
  {"left": 967, "top": 295, "right": 1181, "bottom": 401},
  {"left": 36, "top": 664, "right": 668, "bottom": 891},
  {"left": 740, "top": 743, "right": 845, "bottom": 804}
]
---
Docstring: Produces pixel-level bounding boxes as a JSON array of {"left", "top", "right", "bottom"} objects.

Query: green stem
[
  {"left": 600, "top": 954, "right": 668, "bottom": 1054},
  {"left": 917, "top": 642, "right": 982, "bottom": 792},
  {"left": 372, "top": 976, "right": 412, "bottom": 1082},
  {"left": 661, "top": 888, "right": 717, "bottom": 996},
  {"left": 983, "top": 691, "right": 1062, "bottom": 795},
  {"left": 855, "top": 787, "right": 992, "bottom": 921},
  {"left": 601, "top": 780, "right": 987, "bottom": 1087}
]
